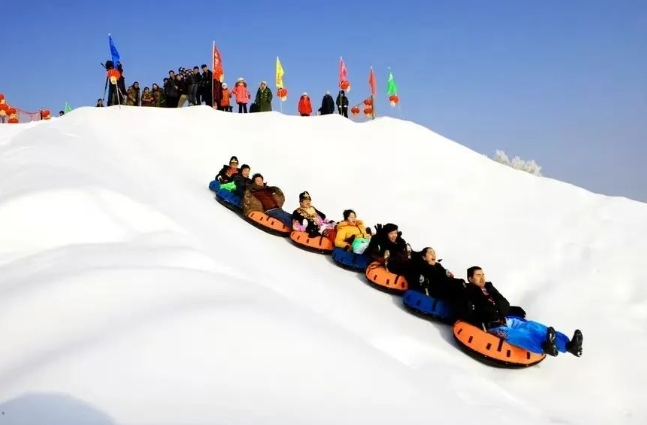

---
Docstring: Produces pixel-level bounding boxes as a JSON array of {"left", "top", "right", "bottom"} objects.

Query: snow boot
[
  {"left": 542, "top": 327, "right": 559, "bottom": 356},
  {"left": 566, "top": 329, "right": 583, "bottom": 357}
]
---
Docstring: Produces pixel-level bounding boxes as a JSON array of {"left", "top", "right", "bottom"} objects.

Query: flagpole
[{"left": 211, "top": 41, "right": 215, "bottom": 108}]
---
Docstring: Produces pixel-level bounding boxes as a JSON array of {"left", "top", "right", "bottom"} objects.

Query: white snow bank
[{"left": 0, "top": 106, "right": 645, "bottom": 425}]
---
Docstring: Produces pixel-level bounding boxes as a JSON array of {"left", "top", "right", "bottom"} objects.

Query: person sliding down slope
[
  {"left": 406, "top": 247, "right": 465, "bottom": 303},
  {"left": 334, "top": 209, "right": 372, "bottom": 254},
  {"left": 291, "top": 191, "right": 336, "bottom": 238},
  {"left": 459, "top": 266, "right": 583, "bottom": 357},
  {"left": 231, "top": 164, "right": 252, "bottom": 198},
  {"left": 366, "top": 223, "right": 412, "bottom": 275},
  {"left": 242, "top": 173, "right": 293, "bottom": 228},
  {"left": 215, "top": 156, "right": 240, "bottom": 184}
]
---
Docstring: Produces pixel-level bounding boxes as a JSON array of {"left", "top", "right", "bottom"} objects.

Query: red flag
[
  {"left": 212, "top": 42, "right": 224, "bottom": 82},
  {"left": 339, "top": 57, "right": 348, "bottom": 84},
  {"left": 368, "top": 67, "right": 376, "bottom": 96}
]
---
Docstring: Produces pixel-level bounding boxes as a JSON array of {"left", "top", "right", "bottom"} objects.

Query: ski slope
[{"left": 0, "top": 106, "right": 645, "bottom": 425}]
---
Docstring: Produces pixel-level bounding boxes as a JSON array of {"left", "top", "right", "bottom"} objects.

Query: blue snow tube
[
  {"left": 402, "top": 290, "right": 455, "bottom": 323},
  {"left": 208, "top": 179, "right": 220, "bottom": 192},
  {"left": 331, "top": 247, "right": 370, "bottom": 271},
  {"left": 215, "top": 187, "right": 242, "bottom": 208}
]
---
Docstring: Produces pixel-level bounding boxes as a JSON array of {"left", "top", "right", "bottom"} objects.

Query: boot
[
  {"left": 542, "top": 327, "right": 558, "bottom": 356},
  {"left": 566, "top": 329, "right": 583, "bottom": 357}
]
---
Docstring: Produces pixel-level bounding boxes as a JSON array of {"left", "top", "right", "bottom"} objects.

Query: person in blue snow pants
[
  {"left": 458, "top": 266, "right": 583, "bottom": 357},
  {"left": 488, "top": 317, "right": 572, "bottom": 355}
]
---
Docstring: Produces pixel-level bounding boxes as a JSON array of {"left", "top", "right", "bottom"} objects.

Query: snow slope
[{"left": 0, "top": 106, "right": 645, "bottom": 425}]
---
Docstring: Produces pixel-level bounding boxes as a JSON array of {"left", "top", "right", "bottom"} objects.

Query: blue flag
[{"left": 108, "top": 34, "right": 120, "bottom": 65}]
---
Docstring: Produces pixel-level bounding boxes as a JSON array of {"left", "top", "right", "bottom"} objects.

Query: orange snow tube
[
  {"left": 246, "top": 211, "right": 291, "bottom": 237},
  {"left": 290, "top": 231, "right": 334, "bottom": 254},
  {"left": 364, "top": 261, "right": 409, "bottom": 294},
  {"left": 453, "top": 321, "right": 546, "bottom": 368}
]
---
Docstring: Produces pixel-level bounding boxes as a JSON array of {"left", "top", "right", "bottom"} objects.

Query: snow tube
[
  {"left": 453, "top": 321, "right": 546, "bottom": 368},
  {"left": 290, "top": 231, "right": 334, "bottom": 254},
  {"left": 215, "top": 188, "right": 242, "bottom": 210},
  {"left": 402, "top": 290, "right": 455, "bottom": 323},
  {"left": 208, "top": 180, "right": 220, "bottom": 192},
  {"left": 245, "top": 211, "right": 291, "bottom": 237},
  {"left": 364, "top": 261, "right": 409, "bottom": 294},
  {"left": 331, "top": 247, "right": 370, "bottom": 271}
]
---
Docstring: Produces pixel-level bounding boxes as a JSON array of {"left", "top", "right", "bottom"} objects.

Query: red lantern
[
  {"left": 7, "top": 106, "right": 18, "bottom": 123},
  {"left": 277, "top": 87, "right": 288, "bottom": 101},
  {"left": 339, "top": 80, "right": 350, "bottom": 92},
  {"left": 107, "top": 68, "right": 121, "bottom": 85},
  {"left": 41, "top": 109, "right": 51, "bottom": 120},
  {"left": 363, "top": 106, "right": 373, "bottom": 116},
  {"left": 0, "top": 104, "right": 7, "bottom": 117},
  {"left": 351, "top": 106, "right": 360, "bottom": 116},
  {"left": 363, "top": 98, "right": 372, "bottom": 106},
  {"left": 389, "top": 94, "right": 399, "bottom": 106}
]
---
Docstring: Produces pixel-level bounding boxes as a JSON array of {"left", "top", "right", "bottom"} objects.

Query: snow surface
[{"left": 0, "top": 106, "right": 645, "bottom": 425}]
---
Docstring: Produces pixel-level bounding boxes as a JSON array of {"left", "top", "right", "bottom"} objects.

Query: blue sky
[{"left": 1, "top": 0, "right": 645, "bottom": 201}]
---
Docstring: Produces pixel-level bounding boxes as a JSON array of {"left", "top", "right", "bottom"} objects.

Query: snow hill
[{"left": 0, "top": 106, "right": 645, "bottom": 425}]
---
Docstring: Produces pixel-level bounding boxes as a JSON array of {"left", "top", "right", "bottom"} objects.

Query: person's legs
[
  {"left": 489, "top": 317, "right": 549, "bottom": 354},
  {"left": 265, "top": 208, "right": 293, "bottom": 228}
]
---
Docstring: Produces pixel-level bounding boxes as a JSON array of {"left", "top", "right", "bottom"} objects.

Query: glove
[
  {"left": 366, "top": 227, "right": 373, "bottom": 235},
  {"left": 345, "top": 234, "right": 356, "bottom": 244},
  {"left": 374, "top": 223, "right": 383, "bottom": 235},
  {"left": 446, "top": 270, "right": 454, "bottom": 278}
]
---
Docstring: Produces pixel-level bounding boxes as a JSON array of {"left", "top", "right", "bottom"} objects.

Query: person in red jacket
[{"left": 298, "top": 93, "right": 312, "bottom": 116}]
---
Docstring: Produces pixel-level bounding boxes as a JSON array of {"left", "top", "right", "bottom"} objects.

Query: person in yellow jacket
[{"left": 334, "top": 209, "right": 373, "bottom": 253}]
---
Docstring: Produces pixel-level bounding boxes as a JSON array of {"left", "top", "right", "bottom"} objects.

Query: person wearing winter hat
[
  {"left": 334, "top": 209, "right": 373, "bottom": 253},
  {"left": 292, "top": 191, "right": 336, "bottom": 238},
  {"left": 298, "top": 93, "right": 312, "bottom": 116},
  {"left": 255, "top": 81, "right": 273, "bottom": 112},
  {"left": 231, "top": 78, "right": 250, "bottom": 113},
  {"left": 215, "top": 156, "right": 240, "bottom": 184},
  {"left": 220, "top": 83, "right": 232, "bottom": 112},
  {"left": 366, "top": 222, "right": 412, "bottom": 274}
]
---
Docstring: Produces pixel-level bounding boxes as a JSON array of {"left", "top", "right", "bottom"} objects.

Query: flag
[
  {"left": 276, "top": 56, "right": 284, "bottom": 88},
  {"left": 387, "top": 70, "right": 398, "bottom": 96},
  {"left": 64, "top": 102, "right": 72, "bottom": 113},
  {"left": 108, "top": 34, "right": 120, "bottom": 65},
  {"left": 212, "top": 42, "right": 224, "bottom": 82},
  {"left": 368, "top": 67, "right": 376, "bottom": 96},
  {"left": 339, "top": 57, "right": 348, "bottom": 83}
]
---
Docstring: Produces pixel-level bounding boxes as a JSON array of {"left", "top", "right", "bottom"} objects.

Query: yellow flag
[{"left": 275, "top": 56, "right": 284, "bottom": 88}]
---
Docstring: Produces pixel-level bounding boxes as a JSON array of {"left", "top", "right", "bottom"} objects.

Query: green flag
[
  {"left": 64, "top": 102, "right": 72, "bottom": 113},
  {"left": 386, "top": 70, "right": 398, "bottom": 96}
]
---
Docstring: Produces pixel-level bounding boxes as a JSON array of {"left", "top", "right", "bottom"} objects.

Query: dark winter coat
[
  {"left": 232, "top": 173, "right": 252, "bottom": 198},
  {"left": 292, "top": 207, "right": 327, "bottom": 235},
  {"left": 255, "top": 87, "right": 273, "bottom": 112},
  {"left": 366, "top": 230, "right": 410, "bottom": 274},
  {"left": 458, "top": 282, "right": 511, "bottom": 329},
  {"left": 406, "top": 257, "right": 465, "bottom": 300},
  {"left": 319, "top": 94, "right": 335, "bottom": 115},
  {"left": 215, "top": 165, "right": 239, "bottom": 183},
  {"left": 336, "top": 93, "right": 349, "bottom": 109}
]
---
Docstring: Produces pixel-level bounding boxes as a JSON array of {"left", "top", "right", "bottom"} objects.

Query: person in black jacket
[
  {"left": 459, "top": 266, "right": 583, "bottom": 357},
  {"left": 336, "top": 90, "right": 349, "bottom": 117},
  {"left": 232, "top": 164, "right": 252, "bottom": 198},
  {"left": 291, "top": 191, "right": 335, "bottom": 237},
  {"left": 318, "top": 92, "right": 335, "bottom": 115},
  {"left": 366, "top": 223, "right": 412, "bottom": 274},
  {"left": 406, "top": 247, "right": 465, "bottom": 302},
  {"left": 215, "top": 156, "right": 240, "bottom": 184}
]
